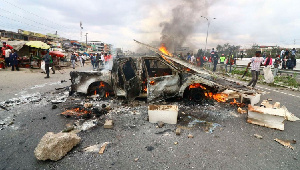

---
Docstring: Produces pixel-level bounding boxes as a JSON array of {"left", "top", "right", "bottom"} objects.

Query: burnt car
[{"left": 70, "top": 55, "right": 259, "bottom": 103}]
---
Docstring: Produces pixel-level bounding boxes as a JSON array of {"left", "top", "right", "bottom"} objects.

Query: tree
[
  {"left": 245, "top": 43, "right": 259, "bottom": 58},
  {"left": 197, "top": 49, "right": 204, "bottom": 57}
]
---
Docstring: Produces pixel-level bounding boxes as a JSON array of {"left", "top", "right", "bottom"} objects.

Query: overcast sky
[{"left": 1, "top": 0, "right": 300, "bottom": 51}]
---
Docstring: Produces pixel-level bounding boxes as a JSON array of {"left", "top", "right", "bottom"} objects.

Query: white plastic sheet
[{"left": 263, "top": 65, "right": 274, "bottom": 83}]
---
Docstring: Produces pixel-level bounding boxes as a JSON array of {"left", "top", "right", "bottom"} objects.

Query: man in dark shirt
[
  {"left": 43, "top": 50, "right": 51, "bottom": 78},
  {"left": 10, "top": 49, "right": 19, "bottom": 71}
]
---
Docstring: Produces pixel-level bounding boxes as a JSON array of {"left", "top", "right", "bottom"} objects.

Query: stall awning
[
  {"left": 6, "top": 41, "right": 27, "bottom": 51},
  {"left": 49, "top": 51, "right": 65, "bottom": 57},
  {"left": 26, "top": 41, "right": 50, "bottom": 49}
]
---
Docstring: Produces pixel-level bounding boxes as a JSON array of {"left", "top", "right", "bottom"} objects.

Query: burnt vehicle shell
[{"left": 70, "top": 55, "right": 256, "bottom": 102}]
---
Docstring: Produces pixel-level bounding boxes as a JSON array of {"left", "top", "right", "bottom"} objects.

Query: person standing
[
  {"left": 10, "top": 49, "right": 19, "bottom": 71},
  {"left": 220, "top": 54, "right": 226, "bottom": 64},
  {"left": 281, "top": 55, "right": 287, "bottom": 69},
  {"left": 247, "top": 51, "right": 264, "bottom": 88},
  {"left": 291, "top": 48, "right": 297, "bottom": 68},
  {"left": 79, "top": 54, "right": 83, "bottom": 67},
  {"left": 225, "top": 55, "right": 234, "bottom": 72},
  {"left": 190, "top": 54, "right": 195, "bottom": 65},
  {"left": 96, "top": 53, "right": 100, "bottom": 69},
  {"left": 90, "top": 54, "right": 94, "bottom": 68},
  {"left": 240, "top": 52, "right": 243, "bottom": 60},
  {"left": 43, "top": 50, "right": 51, "bottom": 78},
  {"left": 280, "top": 49, "right": 285, "bottom": 60},
  {"left": 71, "top": 53, "right": 76, "bottom": 69},
  {"left": 273, "top": 55, "right": 281, "bottom": 77},
  {"left": 82, "top": 54, "right": 86, "bottom": 66},
  {"left": 264, "top": 55, "right": 273, "bottom": 66},
  {"left": 212, "top": 52, "right": 219, "bottom": 72},
  {"left": 5, "top": 47, "right": 11, "bottom": 68}
]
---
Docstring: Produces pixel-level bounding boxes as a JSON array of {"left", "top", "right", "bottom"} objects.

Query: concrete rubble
[
  {"left": 34, "top": 132, "right": 81, "bottom": 161},
  {"left": 247, "top": 100, "right": 299, "bottom": 130}
]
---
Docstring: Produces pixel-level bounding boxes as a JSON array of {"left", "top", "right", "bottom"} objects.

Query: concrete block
[
  {"left": 175, "top": 128, "right": 181, "bottom": 135},
  {"left": 104, "top": 120, "right": 113, "bottom": 129},
  {"left": 148, "top": 105, "right": 178, "bottom": 124}
]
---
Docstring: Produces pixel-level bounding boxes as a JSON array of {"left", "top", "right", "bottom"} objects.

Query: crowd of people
[{"left": 1, "top": 42, "right": 19, "bottom": 71}]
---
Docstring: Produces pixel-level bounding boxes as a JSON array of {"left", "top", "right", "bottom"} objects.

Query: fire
[
  {"left": 61, "top": 107, "right": 91, "bottom": 117},
  {"left": 188, "top": 83, "right": 228, "bottom": 102},
  {"left": 189, "top": 83, "right": 207, "bottom": 90},
  {"left": 143, "top": 87, "right": 147, "bottom": 92},
  {"left": 99, "top": 82, "right": 105, "bottom": 88},
  {"left": 105, "top": 92, "right": 109, "bottom": 98},
  {"left": 94, "top": 90, "right": 97, "bottom": 95},
  {"left": 159, "top": 43, "right": 173, "bottom": 57},
  {"left": 149, "top": 81, "right": 155, "bottom": 85},
  {"left": 230, "top": 98, "right": 245, "bottom": 107}
]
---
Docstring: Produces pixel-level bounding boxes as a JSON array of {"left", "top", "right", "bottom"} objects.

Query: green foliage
[
  {"left": 274, "top": 75, "right": 299, "bottom": 88},
  {"left": 214, "top": 43, "right": 240, "bottom": 56}
]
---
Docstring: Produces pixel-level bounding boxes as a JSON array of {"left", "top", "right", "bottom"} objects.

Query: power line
[{"left": 1, "top": 0, "right": 78, "bottom": 32}]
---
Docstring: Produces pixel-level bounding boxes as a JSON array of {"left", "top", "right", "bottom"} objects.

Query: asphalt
[{"left": 0, "top": 62, "right": 299, "bottom": 170}]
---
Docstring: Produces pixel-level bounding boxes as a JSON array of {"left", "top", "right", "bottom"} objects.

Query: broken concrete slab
[
  {"left": 34, "top": 132, "right": 81, "bottom": 161},
  {"left": 104, "top": 120, "right": 114, "bottom": 129},
  {"left": 148, "top": 105, "right": 178, "bottom": 124},
  {"left": 247, "top": 100, "right": 299, "bottom": 130},
  {"left": 247, "top": 104, "right": 285, "bottom": 130}
]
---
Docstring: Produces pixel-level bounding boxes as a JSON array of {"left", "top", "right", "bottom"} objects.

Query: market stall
[{"left": 25, "top": 41, "right": 50, "bottom": 68}]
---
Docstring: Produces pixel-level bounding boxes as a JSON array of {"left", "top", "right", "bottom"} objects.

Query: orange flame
[
  {"left": 61, "top": 107, "right": 91, "bottom": 117},
  {"left": 188, "top": 83, "right": 228, "bottom": 102},
  {"left": 159, "top": 43, "right": 173, "bottom": 57},
  {"left": 149, "top": 81, "right": 155, "bottom": 85},
  {"left": 230, "top": 98, "right": 245, "bottom": 107},
  {"left": 105, "top": 92, "right": 109, "bottom": 98}
]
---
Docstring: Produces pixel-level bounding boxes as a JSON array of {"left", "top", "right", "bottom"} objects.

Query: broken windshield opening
[
  {"left": 122, "top": 60, "right": 136, "bottom": 81},
  {"left": 144, "top": 59, "right": 172, "bottom": 77}
]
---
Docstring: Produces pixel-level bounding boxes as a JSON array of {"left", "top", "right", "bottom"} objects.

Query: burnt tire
[{"left": 189, "top": 88, "right": 205, "bottom": 102}]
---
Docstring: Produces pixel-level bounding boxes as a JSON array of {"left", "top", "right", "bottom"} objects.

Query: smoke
[{"left": 159, "top": 0, "right": 209, "bottom": 51}]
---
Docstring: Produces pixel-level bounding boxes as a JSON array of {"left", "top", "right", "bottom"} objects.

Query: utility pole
[
  {"left": 201, "top": 16, "right": 216, "bottom": 56},
  {"left": 85, "top": 33, "right": 88, "bottom": 52}
]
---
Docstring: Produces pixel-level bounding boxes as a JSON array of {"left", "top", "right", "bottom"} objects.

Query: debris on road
[
  {"left": 34, "top": 132, "right": 81, "bottom": 161},
  {"left": 175, "top": 128, "right": 181, "bottom": 135},
  {"left": 103, "top": 119, "right": 114, "bottom": 129},
  {"left": 157, "top": 121, "right": 164, "bottom": 128},
  {"left": 84, "top": 103, "right": 93, "bottom": 108},
  {"left": 148, "top": 105, "right": 178, "bottom": 124},
  {"left": 188, "top": 134, "right": 194, "bottom": 138},
  {"left": 254, "top": 134, "right": 263, "bottom": 139},
  {"left": 237, "top": 107, "right": 247, "bottom": 114},
  {"left": 247, "top": 100, "right": 300, "bottom": 130},
  {"left": 99, "top": 142, "right": 109, "bottom": 154},
  {"left": 274, "top": 138, "right": 296, "bottom": 150}
]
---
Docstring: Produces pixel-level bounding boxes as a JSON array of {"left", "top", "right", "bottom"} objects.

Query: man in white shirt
[
  {"left": 5, "top": 48, "right": 11, "bottom": 67},
  {"left": 247, "top": 51, "right": 264, "bottom": 88}
]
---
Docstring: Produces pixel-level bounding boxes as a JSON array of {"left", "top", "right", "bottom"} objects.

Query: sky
[{"left": 1, "top": 0, "right": 300, "bottom": 52}]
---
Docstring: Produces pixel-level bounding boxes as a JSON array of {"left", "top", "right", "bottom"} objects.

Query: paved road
[{"left": 0, "top": 62, "right": 299, "bottom": 170}]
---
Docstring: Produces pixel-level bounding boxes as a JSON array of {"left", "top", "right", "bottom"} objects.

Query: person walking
[
  {"left": 71, "top": 53, "right": 76, "bottom": 69},
  {"left": 96, "top": 53, "right": 100, "bottom": 69},
  {"left": 82, "top": 54, "right": 86, "bottom": 66},
  {"left": 280, "top": 49, "right": 285, "bottom": 60},
  {"left": 225, "top": 55, "right": 234, "bottom": 72},
  {"left": 273, "top": 55, "right": 281, "bottom": 77},
  {"left": 247, "top": 51, "right": 264, "bottom": 88},
  {"left": 43, "top": 50, "right": 51, "bottom": 78},
  {"left": 10, "top": 49, "right": 19, "bottom": 71},
  {"left": 212, "top": 52, "right": 219, "bottom": 72},
  {"left": 281, "top": 55, "right": 287, "bottom": 69},
  {"left": 49, "top": 54, "right": 55, "bottom": 74}
]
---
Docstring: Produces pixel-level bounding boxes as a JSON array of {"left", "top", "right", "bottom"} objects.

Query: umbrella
[
  {"left": 26, "top": 41, "right": 50, "bottom": 49},
  {"left": 6, "top": 41, "right": 26, "bottom": 51},
  {"left": 50, "top": 51, "right": 65, "bottom": 57}
]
